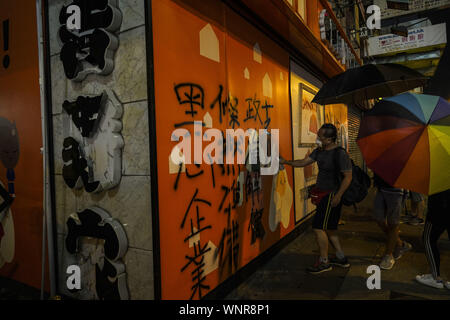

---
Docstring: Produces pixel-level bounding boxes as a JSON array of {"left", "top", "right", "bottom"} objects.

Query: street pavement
[
  {"left": 1, "top": 188, "right": 448, "bottom": 301},
  {"left": 225, "top": 187, "right": 450, "bottom": 300}
]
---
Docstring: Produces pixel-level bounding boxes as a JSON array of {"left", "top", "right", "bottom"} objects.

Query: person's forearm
[
  {"left": 285, "top": 159, "right": 307, "bottom": 168},
  {"left": 335, "top": 175, "right": 352, "bottom": 198}
]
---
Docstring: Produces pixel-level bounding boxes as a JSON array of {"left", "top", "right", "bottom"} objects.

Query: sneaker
[
  {"left": 407, "top": 217, "right": 425, "bottom": 226},
  {"left": 415, "top": 274, "right": 444, "bottom": 289},
  {"left": 445, "top": 281, "right": 450, "bottom": 290},
  {"left": 307, "top": 260, "right": 332, "bottom": 274},
  {"left": 329, "top": 256, "right": 350, "bottom": 268},
  {"left": 400, "top": 213, "right": 415, "bottom": 223},
  {"left": 379, "top": 255, "right": 395, "bottom": 270},
  {"left": 393, "top": 241, "right": 412, "bottom": 260},
  {"left": 402, "top": 212, "right": 415, "bottom": 219}
]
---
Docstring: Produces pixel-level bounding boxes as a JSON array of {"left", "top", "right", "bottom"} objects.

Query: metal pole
[
  {"left": 36, "top": 0, "right": 56, "bottom": 298},
  {"left": 355, "top": 1, "right": 360, "bottom": 46},
  {"left": 40, "top": 185, "right": 46, "bottom": 300}
]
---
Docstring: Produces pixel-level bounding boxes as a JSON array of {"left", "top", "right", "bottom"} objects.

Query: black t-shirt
[{"left": 309, "top": 147, "right": 352, "bottom": 191}]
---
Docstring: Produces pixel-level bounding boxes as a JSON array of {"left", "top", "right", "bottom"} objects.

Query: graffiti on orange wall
[{"left": 153, "top": 0, "right": 295, "bottom": 299}]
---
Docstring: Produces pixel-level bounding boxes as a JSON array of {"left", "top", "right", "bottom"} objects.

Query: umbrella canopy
[
  {"left": 312, "top": 63, "right": 429, "bottom": 105},
  {"left": 357, "top": 92, "right": 450, "bottom": 195}
]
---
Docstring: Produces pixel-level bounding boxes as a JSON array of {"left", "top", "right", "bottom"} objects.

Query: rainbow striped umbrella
[{"left": 357, "top": 93, "right": 450, "bottom": 195}]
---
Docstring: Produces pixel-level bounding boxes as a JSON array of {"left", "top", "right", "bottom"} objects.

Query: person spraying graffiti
[
  {"left": 0, "top": 117, "right": 19, "bottom": 198},
  {"left": 280, "top": 123, "right": 352, "bottom": 274}
]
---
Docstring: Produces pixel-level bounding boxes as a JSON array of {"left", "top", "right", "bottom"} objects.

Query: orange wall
[
  {"left": 0, "top": 0, "right": 47, "bottom": 290},
  {"left": 152, "top": 0, "right": 295, "bottom": 299}
]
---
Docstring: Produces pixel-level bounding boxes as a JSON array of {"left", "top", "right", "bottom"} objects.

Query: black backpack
[{"left": 333, "top": 147, "right": 371, "bottom": 207}]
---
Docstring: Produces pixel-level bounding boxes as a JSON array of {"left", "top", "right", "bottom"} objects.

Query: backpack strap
[{"left": 332, "top": 146, "right": 345, "bottom": 185}]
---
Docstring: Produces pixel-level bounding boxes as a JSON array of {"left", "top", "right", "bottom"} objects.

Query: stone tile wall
[{"left": 48, "top": 0, "right": 154, "bottom": 300}]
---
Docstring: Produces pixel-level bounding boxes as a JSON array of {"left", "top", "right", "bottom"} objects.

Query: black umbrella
[{"left": 312, "top": 63, "right": 429, "bottom": 105}]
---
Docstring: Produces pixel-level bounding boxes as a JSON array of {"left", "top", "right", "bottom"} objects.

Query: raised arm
[{"left": 280, "top": 156, "right": 315, "bottom": 168}]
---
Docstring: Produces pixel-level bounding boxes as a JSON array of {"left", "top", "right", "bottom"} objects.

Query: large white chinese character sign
[
  {"left": 65, "top": 206, "right": 128, "bottom": 300},
  {"left": 62, "top": 88, "right": 124, "bottom": 193},
  {"left": 58, "top": 0, "right": 122, "bottom": 81}
]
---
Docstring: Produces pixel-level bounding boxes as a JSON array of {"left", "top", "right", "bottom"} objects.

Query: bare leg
[
  {"left": 377, "top": 221, "right": 402, "bottom": 254},
  {"left": 411, "top": 201, "right": 424, "bottom": 219},
  {"left": 314, "top": 229, "right": 329, "bottom": 260},
  {"left": 326, "top": 230, "right": 344, "bottom": 254},
  {"left": 386, "top": 223, "right": 401, "bottom": 255}
]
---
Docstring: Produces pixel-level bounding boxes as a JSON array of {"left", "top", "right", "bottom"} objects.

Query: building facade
[{"left": 0, "top": 0, "right": 368, "bottom": 300}]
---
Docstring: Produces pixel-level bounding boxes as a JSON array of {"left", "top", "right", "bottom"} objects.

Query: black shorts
[{"left": 312, "top": 192, "right": 342, "bottom": 230}]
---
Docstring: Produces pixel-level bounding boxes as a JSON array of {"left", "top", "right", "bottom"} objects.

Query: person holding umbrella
[
  {"left": 356, "top": 91, "right": 450, "bottom": 276},
  {"left": 416, "top": 189, "right": 450, "bottom": 289},
  {"left": 312, "top": 63, "right": 428, "bottom": 106},
  {"left": 280, "top": 124, "right": 352, "bottom": 274}
]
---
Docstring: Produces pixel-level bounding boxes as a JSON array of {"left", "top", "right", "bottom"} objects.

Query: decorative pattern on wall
[
  {"left": 0, "top": 182, "right": 14, "bottom": 269},
  {"left": 58, "top": 0, "right": 122, "bottom": 81},
  {"left": 0, "top": 117, "right": 19, "bottom": 197},
  {"left": 65, "top": 206, "right": 128, "bottom": 300},
  {"left": 268, "top": 168, "right": 293, "bottom": 232},
  {"left": 0, "top": 183, "right": 13, "bottom": 214},
  {"left": 0, "top": 118, "right": 18, "bottom": 270},
  {"left": 62, "top": 88, "right": 124, "bottom": 193}
]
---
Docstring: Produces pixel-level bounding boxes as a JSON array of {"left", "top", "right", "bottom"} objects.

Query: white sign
[
  {"left": 367, "top": 23, "right": 447, "bottom": 56},
  {"left": 62, "top": 88, "right": 124, "bottom": 193}
]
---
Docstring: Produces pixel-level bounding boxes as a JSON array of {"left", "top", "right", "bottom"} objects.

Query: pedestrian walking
[
  {"left": 373, "top": 174, "right": 412, "bottom": 270},
  {"left": 416, "top": 189, "right": 450, "bottom": 289},
  {"left": 407, "top": 191, "right": 425, "bottom": 225},
  {"left": 280, "top": 123, "right": 352, "bottom": 274}
]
